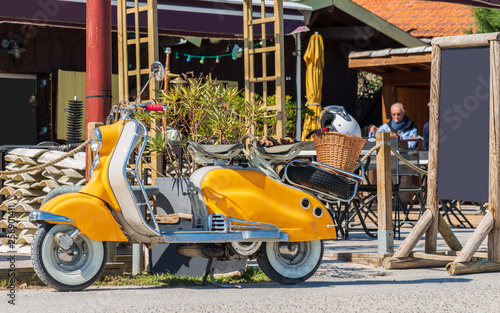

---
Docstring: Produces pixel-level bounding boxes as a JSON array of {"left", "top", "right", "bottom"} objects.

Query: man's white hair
[{"left": 391, "top": 102, "right": 405, "bottom": 112}]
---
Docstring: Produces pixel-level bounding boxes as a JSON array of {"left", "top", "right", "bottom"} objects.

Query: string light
[{"left": 168, "top": 40, "right": 270, "bottom": 63}]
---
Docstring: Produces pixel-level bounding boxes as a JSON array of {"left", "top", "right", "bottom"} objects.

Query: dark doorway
[{"left": 0, "top": 76, "right": 37, "bottom": 145}]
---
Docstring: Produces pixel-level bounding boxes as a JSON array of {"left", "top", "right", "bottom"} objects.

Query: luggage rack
[{"left": 282, "top": 159, "right": 365, "bottom": 203}]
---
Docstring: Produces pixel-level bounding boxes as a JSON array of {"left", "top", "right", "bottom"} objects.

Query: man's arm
[{"left": 369, "top": 123, "right": 390, "bottom": 137}]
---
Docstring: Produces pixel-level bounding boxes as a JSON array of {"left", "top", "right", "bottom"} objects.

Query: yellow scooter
[{"left": 29, "top": 62, "right": 364, "bottom": 291}]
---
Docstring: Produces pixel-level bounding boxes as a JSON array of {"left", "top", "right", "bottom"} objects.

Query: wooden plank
[
  {"left": 412, "top": 252, "right": 458, "bottom": 262},
  {"left": 127, "top": 37, "right": 149, "bottom": 45},
  {"left": 249, "top": 46, "right": 277, "bottom": 55},
  {"left": 117, "top": 0, "right": 125, "bottom": 102},
  {"left": 381, "top": 71, "right": 431, "bottom": 87},
  {"left": 446, "top": 260, "right": 500, "bottom": 276},
  {"left": 455, "top": 212, "right": 494, "bottom": 263},
  {"left": 376, "top": 132, "right": 393, "bottom": 253},
  {"left": 249, "top": 76, "right": 277, "bottom": 83},
  {"left": 126, "top": 6, "right": 148, "bottom": 14},
  {"left": 134, "top": 0, "right": 141, "bottom": 102},
  {"left": 394, "top": 210, "right": 433, "bottom": 258},
  {"left": 128, "top": 69, "right": 150, "bottom": 76},
  {"left": 489, "top": 40, "right": 500, "bottom": 262},
  {"left": 148, "top": 0, "right": 159, "bottom": 101},
  {"left": 261, "top": 0, "right": 268, "bottom": 136},
  {"left": 425, "top": 44, "right": 441, "bottom": 254},
  {"left": 243, "top": 0, "right": 252, "bottom": 128},
  {"left": 274, "top": 0, "right": 285, "bottom": 138},
  {"left": 432, "top": 33, "right": 500, "bottom": 49},
  {"left": 349, "top": 54, "right": 431, "bottom": 69},
  {"left": 249, "top": 16, "right": 275, "bottom": 25}
]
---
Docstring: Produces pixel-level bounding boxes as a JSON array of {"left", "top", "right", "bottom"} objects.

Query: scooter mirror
[{"left": 151, "top": 61, "right": 165, "bottom": 81}]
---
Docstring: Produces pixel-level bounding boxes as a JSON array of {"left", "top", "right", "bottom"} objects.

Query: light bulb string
[{"left": 168, "top": 41, "right": 266, "bottom": 60}]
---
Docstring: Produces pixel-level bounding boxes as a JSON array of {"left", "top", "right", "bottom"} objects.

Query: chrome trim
[
  {"left": 209, "top": 213, "right": 280, "bottom": 232},
  {"left": 161, "top": 230, "right": 289, "bottom": 243},
  {"left": 29, "top": 211, "right": 75, "bottom": 224}
]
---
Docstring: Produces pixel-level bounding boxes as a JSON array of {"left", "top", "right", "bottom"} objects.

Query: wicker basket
[{"left": 313, "top": 132, "right": 366, "bottom": 172}]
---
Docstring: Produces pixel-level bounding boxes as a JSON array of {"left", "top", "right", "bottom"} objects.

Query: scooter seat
[
  {"left": 255, "top": 141, "right": 311, "bottom": 161},
  {"left": 187, "top": 142, "right": 244, "bottom": 164}
]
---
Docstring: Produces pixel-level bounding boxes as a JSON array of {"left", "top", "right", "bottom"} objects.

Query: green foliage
[
  {"left": 357, "top": 71, "right": 382, "bottom": 99},
  {"left": 466, "top": 7, "right": 500, "bottom": 34},
  {"left": 95, "top": 267, "right": 271, "bottom": 287}
]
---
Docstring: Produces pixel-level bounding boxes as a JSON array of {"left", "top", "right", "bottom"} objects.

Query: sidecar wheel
[
  {"left": 31, "top": 223, "right": 107, "bottom": 291},
  {"left": 257, "top": 240, "right": 323, "bottom": 285}
]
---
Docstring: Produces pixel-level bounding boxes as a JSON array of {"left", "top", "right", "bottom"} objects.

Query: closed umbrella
[{"left": 301, "top": 33, "right": 324, "bottom": 141}]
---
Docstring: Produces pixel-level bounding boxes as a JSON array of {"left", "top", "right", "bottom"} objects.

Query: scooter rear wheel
[
  {"left": 31, "top": 223, "right": 107, "bottom": 291},
  {"left": 257, "top": 240, "right": 323, "bottom": 285}
]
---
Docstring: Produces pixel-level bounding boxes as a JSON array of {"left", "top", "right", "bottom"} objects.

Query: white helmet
[{"left": 317, "top": 105, "right": 361, "bottom": 137}]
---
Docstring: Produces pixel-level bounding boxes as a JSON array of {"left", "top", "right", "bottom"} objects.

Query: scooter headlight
[{"left": 90, "top": 128, "right": 102, "bottom": 153}]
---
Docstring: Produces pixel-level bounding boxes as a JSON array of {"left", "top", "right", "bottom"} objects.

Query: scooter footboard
[{"left": 29, "top": 193, "right": 128, "bottom": 242}]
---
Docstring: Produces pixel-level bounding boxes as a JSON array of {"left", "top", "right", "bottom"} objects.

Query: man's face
[{"left": 391, "top": 106, "right": 405, "bottom": 123}]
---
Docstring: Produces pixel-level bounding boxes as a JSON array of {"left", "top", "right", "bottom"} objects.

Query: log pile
[{"left": 0, "top": 148, "right": 85, "bottom": 254}]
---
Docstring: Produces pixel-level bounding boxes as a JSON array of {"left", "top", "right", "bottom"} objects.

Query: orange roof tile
[{"left": 352, "top": 0, "right": 475, "bottom": 38}]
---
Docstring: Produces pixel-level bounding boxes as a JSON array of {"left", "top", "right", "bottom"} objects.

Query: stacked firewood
[{"left": 0, "top": 148, "right": 85, "bottom": 253}]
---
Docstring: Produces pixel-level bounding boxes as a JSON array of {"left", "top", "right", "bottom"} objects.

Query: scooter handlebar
[{"left": 145, "top": 104, "right": 166, "bottom": 112}]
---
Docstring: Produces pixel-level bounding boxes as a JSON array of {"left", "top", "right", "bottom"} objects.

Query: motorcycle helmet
[{"left": 317, "top": 105, "right": 362, "bottom": 137}]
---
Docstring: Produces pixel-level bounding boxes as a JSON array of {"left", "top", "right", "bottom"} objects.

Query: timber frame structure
[
  {"left": 243, "top": 0, "right": 286, "bottom": 138},
  {"left": 384, "top": 33, "right": 500, "bottom": 274}
]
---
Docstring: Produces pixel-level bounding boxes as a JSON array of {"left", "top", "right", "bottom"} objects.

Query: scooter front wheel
[
  {"left": 257, "top": 240, "right": 323, "bottom": 285},
  {"left": 31, "top": 223, "right": 107, "bottom": 291}
]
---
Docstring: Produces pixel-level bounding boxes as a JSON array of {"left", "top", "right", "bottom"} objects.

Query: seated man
[{"left": 369, "top": 102, "right": 418, "bottom": 148}]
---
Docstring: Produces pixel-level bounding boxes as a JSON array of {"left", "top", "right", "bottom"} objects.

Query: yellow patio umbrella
[{"left": 301, "top": 33, "right": 324, "bottom": 141}]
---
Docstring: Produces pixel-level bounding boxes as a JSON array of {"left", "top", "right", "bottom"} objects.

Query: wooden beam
[
  {"left": 312, "top": 26, "right": 377, "bottom": 41},
  {"left": 381, "top": 71, "right": 430, "bottom": 86},
  {"left": 376, "top": 132, "right": 393, "bottom": 253},
  {"left": 383, "top": 256, "right": 450, "bottom": 269},
  {"left": 432, "top": 32, "right": 500, "bottom": 49},
  {"left": 446, "top": 260, "right": 500, "bottom": 276},
  {"left": 489, "top": 40, "right": 500, "bottom": 262},
  {"left": 425, "top": 44, "right": 442, "bottom": 254},
  {"left": 438, "top": 213, "right": 463, "bottom": 251},
  {"left": 394, "top": 210, "right": 433, "bottom": 258},
  {"left": 454, "top": 212, "right": 494, "bottom": 263},
  {"left": 349, "top": 54, "right": 431, "bottom": 69}
]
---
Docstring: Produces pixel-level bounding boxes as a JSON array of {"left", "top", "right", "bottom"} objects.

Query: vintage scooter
[{"left": 29, "top": 62, "right": 363, "bottom": 291}]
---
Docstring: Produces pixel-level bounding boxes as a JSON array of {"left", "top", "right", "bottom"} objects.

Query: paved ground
[{"left": 2, "top": 227, "right": 498, "bottom": 312}]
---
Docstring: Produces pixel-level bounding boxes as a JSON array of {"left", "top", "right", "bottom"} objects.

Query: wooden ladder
[
  {"left": 117, "top": 0, "right": 159, "bottom": 103},
  {"left": 243, "top": 0, "right": 286, "bottom": 138},
  {"left": 117, "top": 0, "right": 162, "bottom": 182}
]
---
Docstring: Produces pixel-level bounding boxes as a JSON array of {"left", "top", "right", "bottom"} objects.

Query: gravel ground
[{"left": 4, "top": 258, "right": 500, "bottom": 313}]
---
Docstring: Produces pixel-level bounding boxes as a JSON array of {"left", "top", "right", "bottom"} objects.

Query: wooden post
[
  {"left": 489, "top": 39, "right": 500, "bottom": 262},
  {"left": 425, "top": 44, "right": 442, "bottom": 254},
  {"left": 376, "top": 132, "right": 393, "bottom": 253}
]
